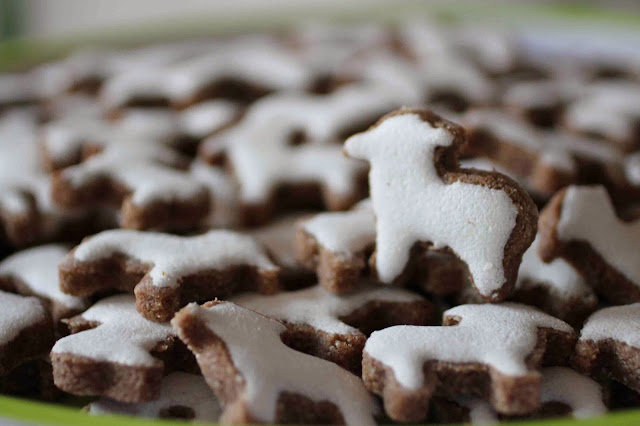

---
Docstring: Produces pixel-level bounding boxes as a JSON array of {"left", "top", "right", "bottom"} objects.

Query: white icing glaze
[
  {"left": 73, "top": 229, "right": 277, "bottom": 288},
  {"left": 167, "top": 37, "right": 312, "bottom": 100},
  {"left": 88, "top": 372, "right": 221, "bottom": 421},
  {"left": 0, "top": 289, "right": 47, "bottom": 346},
  {"left": 188, "top": 161, "right": 239, "bottom": 228},
  {"left": 231, "top": 284, "right": 422, "bottom": 335},
  {"left": 557, "top": 185, "right": 640, "bottom": 286},
  {"left": 364, "top": 302, "right": 572, "bottom": 389},
  {"left": 345, "top": 113, "right": 518, "bottom": 295},
  {"left": 580, "top": 303, "right": 640, "bottom": 348},
  {"left": 100, "top": 70, "right": 171, "bottom": 110},
  {"left": 60, "top": 140, "right": 206, "bottom": 206},
  {"left": 517, "top": 235, "right": 592, "bottom": 300},
  {"left": 0, "top": 244, "right": 87, "bottom": 310},
  {"left": 457, "top": 367, "right": 605, "bottom": 423},
  {"left": 539, "top": 367, "right": 606, "bottom": 419},
  {"left": 201, "top": 88, "right": 377, "bottom": 204},
  {"left": 564, "top": 81, "right": 640, "bottom": 143},
  {"left": 51, "top": 294, "right": 173, "bottom": 366},
  {"left": 179, "top": 100, "right": 239, "bottom": 139},
  {"left": 301, "top": 199, "right": 374, "bottom": 254},
  {"left": 249, "top": 214, "right": 305, "bottom": 268},
  {"left": 175, "top": 302, "right": 377, "bottom": 425},
  {"left": 0, "top": 73, "right": 37, "bottom": 105}
]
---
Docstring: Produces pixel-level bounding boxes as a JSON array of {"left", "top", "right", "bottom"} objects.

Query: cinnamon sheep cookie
[
  {"left": 344, "top": 107, "right": 538, "bottom": 302},
  {"left": 538, "top": 185, "right": 640, "bottom": 304},
  {"left": 88, "top": 372, "right": 221, "bottom": 422},
  {"left": 51, "top": 294, "right": 194, "bottom": 402},
  {"left": 0, "top": 244, "right": 88, "bottom": 324},
  {"left": 362, "top": 302, "right": 575, "bottom": 422},
  {"left": 230, "top": 283, "right": 434, "bottom": 374},
  {"left": 198, "top": 84, "right": 406, "bottom": 225},
  {"left": 430, "top": 367, "right": 607, "bottom": 423},
  {"left": 59, "top": 229, "right": 280, "bottom": 322},
  {"left": 50, "top": 140, "right": 210, "bottom": 232},
  {"left": 573, "top": 304, "right": 640, "bottom": 393},
  {"left": 172, "top": 301, "right": 379, "bottom": 425}
]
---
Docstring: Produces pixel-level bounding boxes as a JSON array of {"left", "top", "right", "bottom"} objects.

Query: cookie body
[
  {"left": 88, "top": 372, "right": 221, "bottom": 421},
  {"left": 344, "top": 108, "right": 538, "bottom": 301},
  {"left": 362, "top": 302, "right": 575, "bottom": 421},
  {"left": 59, "top": 229, "right": 280, "bottom": 322},
  {"left": 172, "top": 301, "right": 378, "bottom": 425},
  {"left": 539, "top": 185, "right": 640, "bottom": 303},
  {"left": 51, "top": 294, "right": 188, "bottom": 402},
  {"left": 574, "top": 304, "right": 640, "bottom": 393},
  {"left": 231, "top": 284, "right": 434, "bottom": 374}
]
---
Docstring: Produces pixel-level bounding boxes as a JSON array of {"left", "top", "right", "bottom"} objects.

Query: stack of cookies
[{"left": 1, "top": 20, "right": 639, "bottom": 424}]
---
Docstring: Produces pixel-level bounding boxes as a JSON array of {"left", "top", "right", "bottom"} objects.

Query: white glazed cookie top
[
  {"left": 364, "top": 303, "right": 572, "bottom": 390},
  {"left": 0, "top": 289, "right": 47, "bottom": 346},
  {"left": 557, "top": 185, "right": 640, "bottom": 286},
  {"left": 174, "top": 302, "right": 377, "bottom": 425},
  {"left": 73, "top": 229, "right": 278, "bottom": 288},
  {"left": 0, "top": 244, "right": 87, "bottom": 310},
  {"left": 51, "top": 294, "right": 173, "bottom": 366},
  {"left": 516, "top": 235, "right": 593, "bottom": 300},
  {"left": 300, "top": 199, "right": 374, "bottom": 254},
  {"left": 231, "top": 284, "right": 423, "bottom": 335},
  {"left": 345, "top": 112, "right": 518, "bottom": 296},
  {"left": 60, "top": 140, "right": 206, "bottom": 206},
  {"left": 456, "top": 367, "right": 606, "bottom": 423},
  {"left": 88, "top": 372, "right": 221, "bottom": 421},
  {"left": 580, "top": 303, "right": 640, "bottom": 348}
]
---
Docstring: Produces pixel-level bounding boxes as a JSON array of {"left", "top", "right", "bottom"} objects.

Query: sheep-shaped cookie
[{"left": 344, "top": 108, "right": 537, "bottom": 300}]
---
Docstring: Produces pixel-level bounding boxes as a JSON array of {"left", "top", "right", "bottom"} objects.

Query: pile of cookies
[{"left": 1, "top": 20, "right": 639, "bottom": 424}]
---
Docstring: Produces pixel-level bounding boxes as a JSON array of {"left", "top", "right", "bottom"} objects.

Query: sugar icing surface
[
  {"left": 345, "top": 113, "right": 518, "bottom": 295},
  {"left": 364, "top": 303, "right": 572, "bottom": 390}
]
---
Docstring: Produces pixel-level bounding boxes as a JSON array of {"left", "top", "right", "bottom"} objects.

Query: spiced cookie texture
[
  {"left": 0, "top": 244, "right": 88, "bottom": 323},
  {"left": 51, "top": 294, "right": 190, "bottom": 402},
  {"left": 362, "top": 302, "right": 575, "bottom": 422},
  {"left": 172, "top": 301, "right": 379, "bottom": 425},
  {"left": 88, "top": 372, "right": 221, "bottom": 422},
  {"left": 50, "top": 140, "right": 210, "bottom": 232},
  {"left": 0, "top": 290, "right": 53, "bottom": 377},
  {"left": 512, "top": 235, "right": 598, "bottom": 326},
  {"left": 198, "top": 84, "right": 405, "bottom": 225},
  {"left": 538, "top": 185, "right": 640, "bottom": 303},
  {"left": 231, "top": 284, "right": 434, "bottom": 374},
  {"left": 344, "top": 107, "right": 538, "bottom": 301},
  {"left": 573, "top": 304, "right": 640, "bottom": 393},
  {"left": 431, "top": 367, "right": 607, "bottom": 423},
  {"left": 59, "top": 229, "right": 280, "bottom": 322}
]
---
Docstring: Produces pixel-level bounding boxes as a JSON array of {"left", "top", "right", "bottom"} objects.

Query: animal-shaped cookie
[
  {"left": 231, "top": 284, "right": 433, "bottom": 373},
  {"left": 562, "top": 81, "right": 640, "bottom": 152},
  {"left": 573, "top": 304, "right": 640, "bottom": 393},
  {"left": 50, "top": 140, "right": 210, "bottom": 231},
  {"left": 0, "top": 244, "right": 88, "bottom": 323},
  {"left": 344, "top": 108, "right": 538, "bottom": 301},
  {"left": 88, "top": 372, "right": 221, "bottom": 422},
  {"left": 0, "top": 110, "right": 87, "bottom": 246},
  {"left": 59, "top": 229, "right": 280, "bottom": 322},
  {"left": 172, "top": 301, "right": 378, "bottom": 425},
  {"left": 199, "top": 84, "right": 405, "bottom": 225},
  {"left": 0, "top": 290, "right": 52, "bottom": 377},
  {"left": 51, "top": 294, "right": 189, "bottom": 402},
  {"left": 513, "top": 235, "right": 598, "bottom": 326},
  {"left": 295, "top": 199, "right": 375, "bottom": 294},
  {"left": 538, "top": 185, "right": 640, "bottom": 304},
  {"left": 362, "top": 302, "right": 575, "bottom": 422},
  {"left": 431, "top": 367, "right": 607, "bottom": 423}
]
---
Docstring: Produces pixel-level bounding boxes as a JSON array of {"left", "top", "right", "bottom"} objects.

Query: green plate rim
[{"left": 1, "top": 1, "right": 640, "bottom": 424}]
